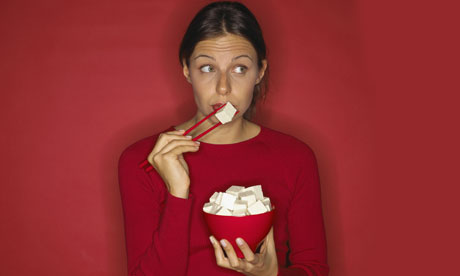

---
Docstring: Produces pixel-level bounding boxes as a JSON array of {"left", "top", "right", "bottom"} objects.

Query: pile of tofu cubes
[
  {"left": 215, "top": 102, "right": 237, "bottom": 124},
  {"left": 203, "top": 185, "right": 272, "bottom": 216}
]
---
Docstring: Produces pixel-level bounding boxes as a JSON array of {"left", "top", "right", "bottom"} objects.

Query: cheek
[
  {"left": 231, "top": 75, "right": 258, "bottom": 99},
  {"left": 190, "top": 73, "right": 214, "bottom": 91},
  {"left": 231, "top": 82, "right": 255, "bottom": 111}
]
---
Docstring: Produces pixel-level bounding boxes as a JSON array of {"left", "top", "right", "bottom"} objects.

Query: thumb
[{"left": 267, "top": 227, "right": 276, "bottom": 250}]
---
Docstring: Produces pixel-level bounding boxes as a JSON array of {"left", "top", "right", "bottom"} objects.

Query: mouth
[
  {"left": 212, "top": 102, "right": 238, "bottom": 108},
  {"left": 212, "top": 102, "right": 227, "bottom": 111}
]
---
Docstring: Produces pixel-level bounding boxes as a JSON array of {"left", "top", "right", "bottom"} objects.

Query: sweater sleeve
[
  {"left": 279, "top": 147, "right": 329, "bottom": 276},
  {"left": 118, "top": 148, "right": 194, "bottom": 276}
]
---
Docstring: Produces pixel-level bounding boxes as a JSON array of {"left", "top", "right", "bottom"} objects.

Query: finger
[
  {"left": 152, "top": 138, "right": 198, "bottom": 160},
  {"left": 260, "top": 240, "right": 267, "bottom": 255},
  {"left": 150, "top": 131, "right": 191, "bottom": 155},
  {"left": 162, "top": 144, "right": 200, "bottom": 160},
  {"left": 158, "top": 139, "right": 200, "bottom": 155},
  {"left": 220, "top": 239, "right": 242, "bottom": 269},
  {"left": 236, "top": 237, "right": 259, "bottom": 264},
  {"left": 166, "top": 129, "right": 187, "bottom": 135},
  {"left": 262, "top": 227, "right": 275, "bottom": 255},
  {"left": 259, "top": 228, "right": 272, "bottom": 255},
  {"left": 255, "top": 238, "right": 267, "bottom": 255},
  {"left": 209, "top": 236, "right": 231, "bottom": 268}
]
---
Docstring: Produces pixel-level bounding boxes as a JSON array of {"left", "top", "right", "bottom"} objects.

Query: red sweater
[{"left": 118, "top": 124, "right": 329, "bottom": 276}]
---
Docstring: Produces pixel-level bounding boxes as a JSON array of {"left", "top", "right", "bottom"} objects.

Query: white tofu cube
[
  {"left": 232, "top": 209, "right": 246, "bottom": 217},
  {"left": 239, "top": 190, "right": 257, "bottom": 206},
  {"left": 251, "top": 185, "right": 264, "bottom": 200},
  {"left": 203, "top": 202, "right": 220, "bottom": 214},
  {"left": 203, "top": 202, "right": 213, "bottom": 213},
  {"left": 262, "top": 197, "right": 271, "bottom": 210},
  {"left": 220, "top": 193, "right": 237, "bottom": 211},
  {"left": 215, "top": 192, "right": 224, "bottom": 205},
  {"left": 204, "top": 184, "right": 272, "bottom": 217},
  {"left": 209, "top": 192, "right": 219, "bottom": 203},
  {"left": 240, "top": 187, "right": 252, "bottom": 194},
  {"left": 215, "top": 102, "right": 237, "bottom": 124},
  {"left": 216, "top": 207, "right": 232, "bottom": 216},
  {"left": 233, "top": 199, "right": 247, "bottom": 211},
  {"left": 247, "top": 200, "right": 267, "bottom": 215},
  {"left": 225, "top": 185, "right": 245, "bottom": 196},
  {"left": 242, "top": 185, "right": 264, "bottom": 200}
]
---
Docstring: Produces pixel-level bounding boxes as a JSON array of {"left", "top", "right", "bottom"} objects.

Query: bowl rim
[{"left": 202, "top": 205, "right": 275, "bottom": 217}]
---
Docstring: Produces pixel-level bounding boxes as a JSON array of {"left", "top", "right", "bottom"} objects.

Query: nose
[{"left": 216, "top": 72, "right": 231, "bottom": 95}]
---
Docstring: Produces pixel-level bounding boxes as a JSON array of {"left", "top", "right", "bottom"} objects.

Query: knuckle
[
  {"left": 170, "top": 139, "right": 187, "bottom": 147},
  {"left": 152, "top": 154, "right": 161, "bottom": 164},
  {"left": 256, "top": 259, "right": 264, "bottom": 268},
  {"left": 169, "top": 139, "right": 180, "bottom": 144},
  {"left": 147, "top": 154, "right": 154, "bottom": 164},
  {"left": 163, "top": 153, "right": 175, "bottom": 160},
  {"left": 230, "top": 261, "right": 239, "bottom": 268},
  {"left": 239, "top": 263, "right": 248, "bottom": 272}
]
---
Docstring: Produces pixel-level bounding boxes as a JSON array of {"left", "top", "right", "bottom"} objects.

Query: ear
[
  {"left": 256, "top": 59, "right": 268, "bottom": 85},
  {"left": 182, "top": 59, "right": 192, "bottom": 83}
]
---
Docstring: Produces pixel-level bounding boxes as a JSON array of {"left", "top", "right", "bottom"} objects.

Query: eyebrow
[{"left": 193, "top": 54, "right": 253, "bottom": 62}]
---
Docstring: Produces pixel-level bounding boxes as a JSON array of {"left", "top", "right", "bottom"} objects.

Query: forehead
[{"left": 192, "top": 34, "right": 257, "bottom": 58}]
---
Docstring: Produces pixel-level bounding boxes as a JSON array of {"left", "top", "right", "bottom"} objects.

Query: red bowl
[{"left": 203, "top": 206, "right": 275, "bottom": 258}]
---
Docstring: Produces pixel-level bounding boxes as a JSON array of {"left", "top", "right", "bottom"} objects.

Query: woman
[{"left": 118, "top": 1, "right": 329, "bottom": 275}]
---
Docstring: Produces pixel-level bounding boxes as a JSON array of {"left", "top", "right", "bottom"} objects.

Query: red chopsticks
[{"left": 139, "top": 103, "right": 239, "bottom": 172}]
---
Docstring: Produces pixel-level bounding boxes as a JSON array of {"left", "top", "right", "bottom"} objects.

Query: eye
[
  {"left": 234, "top": 65, "right": 248, "bottom": 74},
  {"left": 200, "top": 65, "right": 214, "bottom": 73}
]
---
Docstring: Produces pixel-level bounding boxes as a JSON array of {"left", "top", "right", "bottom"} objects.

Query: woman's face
[{"left": 183, "top": 33, "right": 267, "bottom": 123}]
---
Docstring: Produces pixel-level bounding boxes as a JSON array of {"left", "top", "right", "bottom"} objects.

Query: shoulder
[
  {"left": 260, "top": 125, "right": 316, "bottom": 162},
  {"left": 259, "top": 125, "right": 320, "bottom": 194}
]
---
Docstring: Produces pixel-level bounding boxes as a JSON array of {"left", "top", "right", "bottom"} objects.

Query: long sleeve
[
  {"left": 118, "top": 148, "right": 194, "bottom": 276},
  {"left": 279, "top": 147, "right": 329, "bottom": 276}
]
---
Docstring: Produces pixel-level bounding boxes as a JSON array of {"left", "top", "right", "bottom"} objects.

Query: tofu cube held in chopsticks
[{"left": 215, "top": 102, "right": 237, "bottom": 124}]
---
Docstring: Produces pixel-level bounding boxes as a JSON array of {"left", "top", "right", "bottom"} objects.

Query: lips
[
  {"left": 212, "top": 103, "right": 224, "bottom": 110},
  {"left": 212, "top": 102, "right": 238, "bottom": 111}
]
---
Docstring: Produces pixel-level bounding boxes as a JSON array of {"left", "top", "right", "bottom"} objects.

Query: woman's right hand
[{"left": 147, "top": 129, "right": 200, "bottom": 198}]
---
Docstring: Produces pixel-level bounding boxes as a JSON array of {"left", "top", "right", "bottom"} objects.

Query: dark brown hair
[{"left": 178, "top": 1, "right": 269, "bottom": 120}]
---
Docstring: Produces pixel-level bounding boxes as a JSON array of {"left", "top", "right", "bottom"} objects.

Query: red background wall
[{"left": 0, "top": 1, "right": 374, "bottom": 275}]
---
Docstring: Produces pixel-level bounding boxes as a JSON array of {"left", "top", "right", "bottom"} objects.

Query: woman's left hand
[{"left": 209, "top": 227, "right": 278, "bottom": 276}]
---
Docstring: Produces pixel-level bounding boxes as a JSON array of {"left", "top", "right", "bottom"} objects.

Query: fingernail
[
  {"left": 186, "top": 135, "right": 192, "bottom": 138},
  {"left": 195, "top": 141, "right": 200, "bottom": 145},
  {"left": 178, "top": 129, "right": 185, "bottom": 132},
  {"left": 220, "top": 240, "right": 227, "bottom": 247},
  {"left": 236, "top": 238, "right": 244, "bottom": 246},
  {"left": 209, "top": 236, "right": 215, "bottom": 244}
]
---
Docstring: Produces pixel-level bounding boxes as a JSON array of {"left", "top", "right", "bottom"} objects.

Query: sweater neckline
[{"left": 169, "top": 124, "right": 265, "bottom": 147}]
